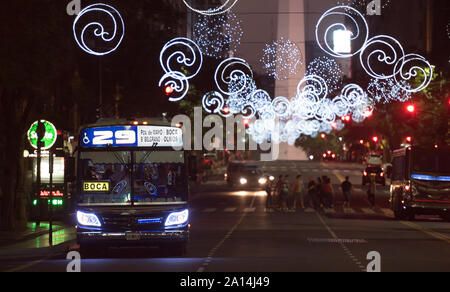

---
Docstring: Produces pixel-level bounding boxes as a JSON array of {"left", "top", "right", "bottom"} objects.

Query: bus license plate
[{"left": 126, "top": 233, "right": 141, "bottom": 241}]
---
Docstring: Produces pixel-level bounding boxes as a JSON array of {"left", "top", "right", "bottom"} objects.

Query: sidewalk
[{"left": 0, "top": 222, "right": 76, "bottom": 261}]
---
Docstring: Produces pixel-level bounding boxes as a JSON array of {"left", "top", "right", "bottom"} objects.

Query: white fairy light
[
  {"left": 367, "top": 78, "right": 412, "bottom": 103},
  {"left": 260, "top": 38, "right": 303, "bottom": 80},
  {"left": 73, "top": 3, "right": 125, "bottom": 56},
  {"left": 306, "top": 57, "right": 343, "bottom": 94},
  {"left": 183, "top": 0, "right": 239, "bottom": 16},
  {"left": 193, "top": 12, "right": 243, "bottom": 59},
  {"left": 336, "top": 0, "right": 391, "bottom": 11}
]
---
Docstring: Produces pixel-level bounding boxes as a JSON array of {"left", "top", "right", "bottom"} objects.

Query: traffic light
[
  {"left": 341, "top": 115, "right": 351, "bottom": 122},
  {"left": 321, "top": 133, "right": 327, "bottom": 139},
  {"left": 243, "top": 119, "right": 250, "bottom": 129},
  {"left": 406, "top": 136, "right": 413, "bottom": 143},
  {"left": 406, "top": 104, "right": 416, "bottom": 114},
  {"left": 164, "top": 85, "right": 174, "bottom": 96},
  {"left": 372, "top": 136, "right": 379, "bottom": 143}
]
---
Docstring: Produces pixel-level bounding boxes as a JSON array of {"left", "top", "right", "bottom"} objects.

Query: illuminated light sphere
[
  {"left": 261, "top": 38, "right": 303, "bottom": 81},
  {"left": 193, "top": 12, "right": 243, "bottom": 59},
  {"left": 183, "top": 0, "right": 239, "bottom": 16},
  {"left": 73, "top": 3, "right": 125, "bottom": 56},
  {"left": 306, "top": 57, "right": 344, "bottom": 94},
  {"left": 367, "top": 78, "right": 412, "bottom": 104}
]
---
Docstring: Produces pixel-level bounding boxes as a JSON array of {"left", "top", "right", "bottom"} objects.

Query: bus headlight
[
  {"left": 165, "top": 209, "right": 189, "bottom": 227},
  {"left": 240, "top": 178, "right": 248, "bottom": 185},
  {"left": 77, "top": 211, "right": 101, "bottom": 227}
]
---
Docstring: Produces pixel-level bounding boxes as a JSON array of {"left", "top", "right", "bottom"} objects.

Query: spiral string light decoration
[
  {"left": 183, "top": 0, "right": 239, "bottom": 16},
  {"left": 261, "top": 38, "right": 303, "bottom": 80},
  {"left": 315, "top": 6, "right": 369, "bottom": 58},
  {"left": 193, "top": 12, "right": 243, "bottom": 59},
  {"left": 316, "top": 5, "right": 433, "bottom": 94},
  {"left": 159, "top": 37, "right": 203, "bottom": 102},
  {"left": 73, "top": 3, "right": 125, "bottom": 56}
]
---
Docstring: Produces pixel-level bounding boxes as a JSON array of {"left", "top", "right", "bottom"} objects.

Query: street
[{"left": 1, "top": 161, "right": 449, "bottom": 272}]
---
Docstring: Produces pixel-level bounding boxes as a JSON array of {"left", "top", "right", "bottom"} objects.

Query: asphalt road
[{"left": 1, "top": 161, "right": 449, "bottom": 272}]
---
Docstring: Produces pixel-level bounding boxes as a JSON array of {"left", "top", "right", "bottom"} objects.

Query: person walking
[
  {"left": 322, "top": 177, "right": 335, "bottom": 209},
  {"left": 367, "top": 174, "right": 376, "bottom": 208},
  {"left": 291, "top": 175, "right": 304, "bottom": 210},
  {"left": 279, "top": 175, "right": 290, "bottom": 212},
  {"left": 275, "top": 175, "right": 283, "bottom": 209},
  {"left": 341, "top": 176, "right": 353, "bottom": 208},
  {"left": 265, "top": 176, "right": 274, "bottom": 211},
  {"left": 306, "top": 177, "right": 317, "bottom": 209},
  {"left": 316, "top": 177, "right": 323, "bottom": 208}
]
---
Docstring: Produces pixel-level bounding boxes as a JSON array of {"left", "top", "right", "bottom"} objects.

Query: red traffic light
[
  {"left": 321, "top": 133, "right": 327, "bottom": 139},
  {"left": 372, "top": 136, "right": 379, "bottom": 143},
  {"left": 406, "top": 104, "right": 416, "bottom": 113},
  {"left": 406, "top": 136, "right": 413, "bottom": 143},
  {"left": 164, "top": 85, "right": 174, "bottom": 96}
]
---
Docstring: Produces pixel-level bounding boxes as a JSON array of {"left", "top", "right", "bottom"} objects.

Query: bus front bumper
[{"left": 77, "top": 229, "right": 189, "bottom": 245}]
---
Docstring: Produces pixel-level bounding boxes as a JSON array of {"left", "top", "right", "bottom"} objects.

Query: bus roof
[{"left": 81, "top": 118, "right": 172, "bottom": 129}]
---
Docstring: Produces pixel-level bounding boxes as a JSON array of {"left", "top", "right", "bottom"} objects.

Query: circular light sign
[{"left": 27, "top": 120, "right": 58, "bottom": 150}]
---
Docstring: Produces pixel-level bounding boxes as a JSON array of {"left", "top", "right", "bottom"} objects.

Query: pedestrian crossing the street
[{"left": 189, "top": 206, "right": 395, "bottom": 218}]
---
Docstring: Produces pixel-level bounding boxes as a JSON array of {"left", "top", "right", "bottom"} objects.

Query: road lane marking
[
  {"left": 401, "top": 221, "right": 450, "bottom": 244},
  {"left": 4, "top": 257, "right": 49, "bottom": 272},
  {"left": 361, "top": 208, "right": 377, "bottom": 215},
  {"left": 343, "top": 208, "right": 356, "bottom": 214},
  {"left": 243, "top": 207, "right": 256, "bottom": 213},
  {"left": 197, "top": 194, "right": 257, "bottom": 272},
  {"left": 380, "top": 208, "right": 394, "bottom": 217},
  {"left": 224, "top": 207, "right": 237, "bottom": 213},
  {"left": 316, "top": 213, "right": 366, "bottom": 272}
]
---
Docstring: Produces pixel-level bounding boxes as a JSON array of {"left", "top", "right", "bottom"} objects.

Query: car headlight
[
  {"left": 77, "top": 211, "right": 101, "bottom": 227},
  {"left": 269, "top": 176, "right": 275, "bottom": 181},
  {"left": 240, "top": 178, "right": 248, "bottom": 185},
  {"left": 259, "top": 178, "right": 267, "bottom": 185},
  {"left": 165, "top": 209, "right": 189, "bottom": 227}
]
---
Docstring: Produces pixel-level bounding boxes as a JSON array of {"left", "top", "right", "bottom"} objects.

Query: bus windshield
[
  {"left": 78, "top": 150, "right": 187, "bottom": 205},
  {"left": 412, "top": 148, "right": 450, "bottom": 175}
]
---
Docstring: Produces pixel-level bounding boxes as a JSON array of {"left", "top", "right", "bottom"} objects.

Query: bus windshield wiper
[
  {"left": 107, "top": 145, "right": 127, "bottom": 165},
  {"left": 139, "top": 142, "right": 159, "bottom": 164}
]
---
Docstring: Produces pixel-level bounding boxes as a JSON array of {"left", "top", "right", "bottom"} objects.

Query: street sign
[{"left": 27, "top": 120, "right": 58, "bottom": 150}]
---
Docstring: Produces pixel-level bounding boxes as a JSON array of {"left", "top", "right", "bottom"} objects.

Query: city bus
[
  {"left": 390, "top": 146, "right": 450, "bottom": 221},
  {"left": 75, "top": 118, "right": 189, "bottom": 255}
]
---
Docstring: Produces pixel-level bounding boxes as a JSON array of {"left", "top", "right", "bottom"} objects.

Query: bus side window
[{"left": 392, "top": 157, "right": 405, "bottom": 181}]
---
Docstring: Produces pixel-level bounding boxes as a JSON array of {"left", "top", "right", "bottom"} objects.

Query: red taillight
[
  {"left": 405, "top": 185, "right": 411, "bottom": 192},
  {"left": 363, "top": 171, "right": 368, "bottom": 176},
  {"left": 380, "top": 172, "right": 384, "bottom": 177}
]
